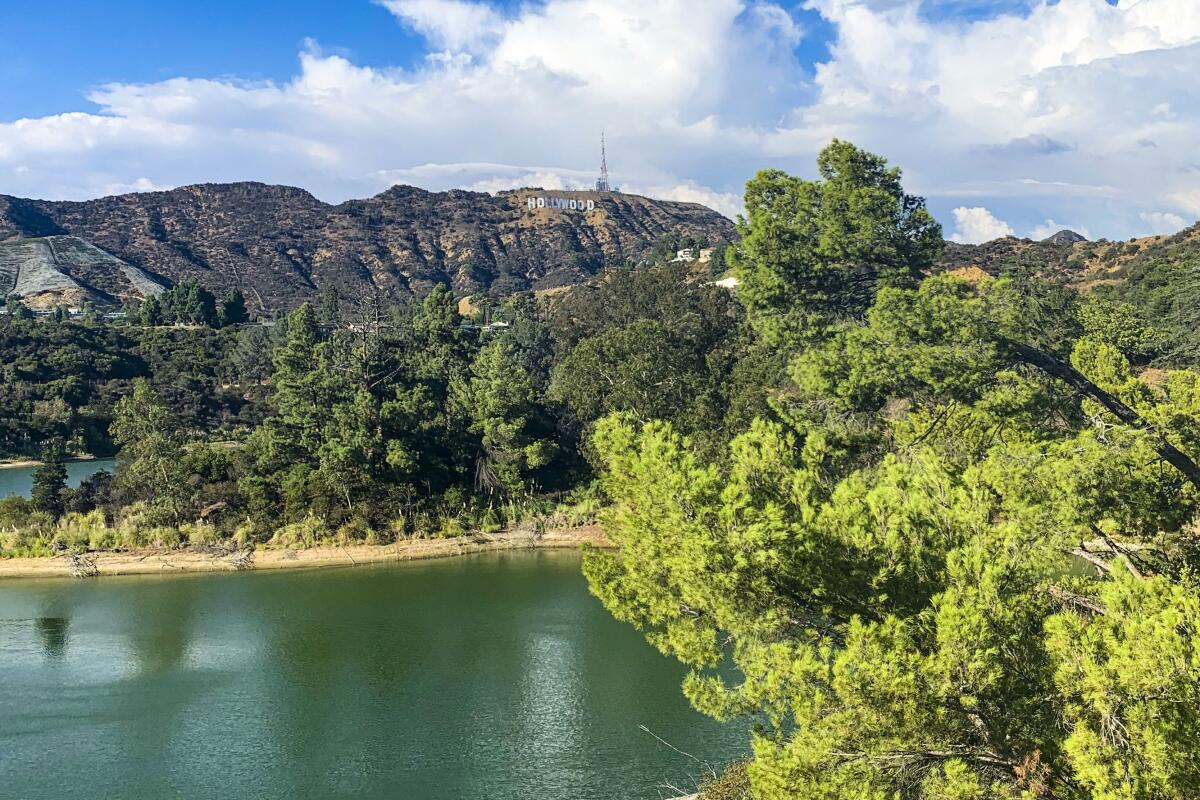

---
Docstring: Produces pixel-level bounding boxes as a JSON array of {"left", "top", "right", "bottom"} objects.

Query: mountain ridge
[{"left": 0, "top": 182, "right": 735, "bottom": 311}]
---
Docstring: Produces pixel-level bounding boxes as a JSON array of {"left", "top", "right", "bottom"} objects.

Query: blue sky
[{"left": 0, "top": 0, "right": 1195, "bottom": 242}]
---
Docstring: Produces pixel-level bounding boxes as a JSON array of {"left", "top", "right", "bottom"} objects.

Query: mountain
[
  {"left": 935, "top": 227, "right": 1196, "bottom": 289},
  {"left": 0, "top": 183, "right": 735, "bottom": 311}
]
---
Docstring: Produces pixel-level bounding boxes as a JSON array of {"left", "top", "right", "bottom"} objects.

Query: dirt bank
[{"left": 0, "top": 526, "right": 610, "bottom": 581}]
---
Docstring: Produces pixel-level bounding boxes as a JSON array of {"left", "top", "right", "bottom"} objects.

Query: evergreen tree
[
  {"left": 217, "top": 288, "right": 249, "bottom": 327},
  {"left": 453, "top": 337, "right": 556, "bottom": 497},
  {"left": 586, "top": 143, "right": 1200, "bottom": 800},
  {"left": 30, "top": 441, "right": 68, "bottom": 519},
  {"left": 9, "top": 299, "right": 34, "bottom": 320},
  {"left": 110, "top": 380, "right": 188, "bottom": 523},
  {"left": 728, "top": 139, "right": 942, "bottom": 347},
  {"left": 139, "top": 294, "right": 164, "bottom": 326}
]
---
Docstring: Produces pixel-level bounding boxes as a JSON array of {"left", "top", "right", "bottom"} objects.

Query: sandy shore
[
  {"left": 0, "top": 460, "right": 43, "bottom": 469},
  {"left": 0, "top": 526, "right": 610, "bottom": 581},
  {"left": 0, "top": 455, "right": 103, "bottom": 469}
]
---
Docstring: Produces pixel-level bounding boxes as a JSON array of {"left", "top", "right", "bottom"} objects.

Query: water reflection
[{"left": 33, "top": 617, "right": 69, "bottom": 659}]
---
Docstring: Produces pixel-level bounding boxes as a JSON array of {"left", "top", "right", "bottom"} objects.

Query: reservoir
[
  {"left": 0, "top": 551, "right": 746, "bottom": 799},
  {"left": 0, "top": 457, "right": 117, "bottom": 500}
]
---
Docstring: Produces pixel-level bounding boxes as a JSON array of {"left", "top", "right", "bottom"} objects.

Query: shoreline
[
  {"left": 0, "top": 525, "right": 610, "bottom": 581},
  {"left": 0, "top": 455, "right": 104, "bottom": 470}
]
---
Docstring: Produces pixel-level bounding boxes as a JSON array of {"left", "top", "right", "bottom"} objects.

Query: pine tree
[
  {"left": 217, "top": 288, "right": 249, "bottom": 327},
  {"left": 587, "top": 143, "right": 1200, "bottom": 800},
  {"left": 30, "top": 441, "right": 68, "bottom": 519}
]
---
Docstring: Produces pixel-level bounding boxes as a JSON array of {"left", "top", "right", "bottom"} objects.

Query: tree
[
  {"left": 30, "top": 441, "right": 68, "bottom": 519},
  {"left": 181, "top": 279, "right": 218, "bottom": 327},
  {"left": 548, "top": 319, "right": 722, "bottom": 456},
  {"left": 110, "top": 380, "right": 188, "bottom": 523},
  {"left": 728, "top": 140, "right": 942, "bottom": 347},
  {"left": 586, "top": 144, "right": 1200, "bottom": 800},
  {"left": 139, "top": 294, "right": 164, "bottom": 326},
  {"left": 217, "top": 288, "right": 249, "bottom": 327},
  {"left": 453, "top": 337, "right": 556, "bottom": 497}
]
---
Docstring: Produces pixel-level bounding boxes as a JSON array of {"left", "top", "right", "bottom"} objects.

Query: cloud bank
[{"left": 2, "top": 0, "right": 1199, "bottom": 239}]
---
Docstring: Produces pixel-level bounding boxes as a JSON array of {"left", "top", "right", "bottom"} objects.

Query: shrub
[
  {"left": 435, "top": 516, "right": 467, "bottom": 539},
  {"left": 181, "top": 522, "right": 220, "bottom": 546},
  {"left": 0, "top": 496, "right": 34, "bottom": 529},
  {"left": 269, "top": 515, "right": 324, "bottom": 549}
]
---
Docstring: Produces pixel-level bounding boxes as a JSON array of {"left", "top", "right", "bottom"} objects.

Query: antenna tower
[{"left": 595, "top": 132, "right": 613, "bottom": 193}]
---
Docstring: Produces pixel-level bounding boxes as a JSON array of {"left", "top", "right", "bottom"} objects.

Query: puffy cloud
[
  {"left": 0, "top": 2, "right": 805, "bottom": 205},
  {"left": 0, "top": 0, "right": 1198, "bottom": 240},
  {"left": 949, "top": 206, "right": 1014, "bottom": 244},
  {"left": 1139, "top": 211, "right": 1189, "bottom": 234},
  {"left": 377, "top": 0, "right": 504, "bottom": 52},
  {"left": 626, "top": 181, "right": 744, "bottom": 220}
]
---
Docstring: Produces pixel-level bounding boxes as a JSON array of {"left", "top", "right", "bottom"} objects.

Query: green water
[
  {"left": 0, "top": 551, "right": 746, "bottom": 799},
  {"left": 0, "top": 458, "right": 116, "bottom": 499}
]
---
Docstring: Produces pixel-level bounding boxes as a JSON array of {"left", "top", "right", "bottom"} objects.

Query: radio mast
[{"left": 595, "top": 132, "right": 614, "bottom": 193}]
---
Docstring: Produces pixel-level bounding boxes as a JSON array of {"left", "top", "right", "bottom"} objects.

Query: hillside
[
  {"left": 936, "top": 227, "right": 1193, "bottom": 289},
  {"left": 0, "top": 184, "right": 735, "bottom": 312}
]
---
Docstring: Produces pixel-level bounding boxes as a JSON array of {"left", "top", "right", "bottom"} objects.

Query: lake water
[
  {"left": 0, "top": 551, "right": 747, "bottom": 799},
  {"left": 0, "top": 458, "right": 117, "bottom": 500}
]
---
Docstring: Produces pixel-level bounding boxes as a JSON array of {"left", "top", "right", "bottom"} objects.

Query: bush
[
  {"left": 181, "top": 522, "right": 220, "bottom": 546},
  {"left": 0, "top": 496, "right": 34, "bottom": 529},
  {"left": 435, "top": 516, "right": 467, "bottom": 539},
  {"left": 269, "top": 515, "right": 325, "bottom": 549},
  {"left": 58, "top": 509, "right": 112, "bottom": 550}
]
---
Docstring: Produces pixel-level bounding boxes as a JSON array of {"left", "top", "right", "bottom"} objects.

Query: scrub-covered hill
[{"left": 0, "top": 184, "right": 735, "bottom": 312}]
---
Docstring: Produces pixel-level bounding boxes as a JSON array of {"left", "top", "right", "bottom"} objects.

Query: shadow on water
[{"left": 33, "top": 617, "right": 69, "bottom": 659}]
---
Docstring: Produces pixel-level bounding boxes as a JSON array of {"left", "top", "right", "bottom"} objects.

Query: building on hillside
[{"left": 671, "top": 247, "right": 716, "bottom": 264}]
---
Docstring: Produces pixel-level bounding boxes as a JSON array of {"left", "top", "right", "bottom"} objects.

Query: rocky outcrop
[
  {"left": 1042, "top": 229, "right": 1087, "bottom": 246},
  {"left": 0, "top": 183, "right": 735, "bottom": 311}
]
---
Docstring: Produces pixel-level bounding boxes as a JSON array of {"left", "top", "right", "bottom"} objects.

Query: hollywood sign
[{"left": 527, "top": 196, "right": 596, "bottom": 211}]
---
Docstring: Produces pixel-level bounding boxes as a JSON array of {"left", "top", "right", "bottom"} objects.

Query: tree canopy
[{"left": 587, "top": 142, "right": 1200, "bottom": 800}]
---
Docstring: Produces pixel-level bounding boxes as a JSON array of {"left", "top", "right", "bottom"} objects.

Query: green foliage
[
  {"left": 453, "top": 337, "right": 556, "bottom": 497},
  {"left": 111, "top": 380, "right": 188, "bottom": 524},
  {"left": 218, "top": 288, "right": 249, "bottom": 326},
  {"left": 587, "top": 144, "right": 1200, "bottom": 800},
  {"left": 1097, "top": 225, "right": 1200, "bottom": 367},
  {"left": 1077, "top": 296, "right": 1161, "bottom": 362},
  {"left": 699, "top": 760, "right": 751, "bottom": 800},
  {"left": 729, "top": 140, "right": 943, "bottom": 347},
  {"left": 30, "top": 441, "right": 67, "bottom": 519}
]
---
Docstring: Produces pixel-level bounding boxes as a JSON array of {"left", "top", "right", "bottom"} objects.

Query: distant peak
[{"left": 1042, "top": 229, "right": 1087, "bottom": 245}]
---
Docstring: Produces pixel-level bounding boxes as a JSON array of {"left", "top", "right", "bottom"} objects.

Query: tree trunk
[{"left": 1008, "top": 341, "right": 1200, "bottom": 490}]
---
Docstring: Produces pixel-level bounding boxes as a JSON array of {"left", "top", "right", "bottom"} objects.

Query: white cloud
[
  {"left": 378, "top": 0, "right": 504, "bottom": 52},
  {"left": 1, "top": 0, "right": 1199, "bottom": 239},
  {"left": 1029, "top": 218, "right": 1092, "bottom": 241},
  {"left": 950, "top": 206, "right": 1013, "bottom": 244},
  {"left": 1139, "top": 210, "right": 1188, "bottom": 234},
  {"left": 1170, "top": 189, "right": 1200, "bottom": 216},
  {"left": 626, "top": 181, "right": 743, "bottom": 220}
]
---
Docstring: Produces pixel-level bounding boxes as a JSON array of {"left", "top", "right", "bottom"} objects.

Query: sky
[{"left": 1, "top": 0, "right": 1197, "bottom": 243}]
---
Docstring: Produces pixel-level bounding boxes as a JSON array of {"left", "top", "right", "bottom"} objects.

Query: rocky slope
[{"left": 0, "top": 184, "right": 735, "bottom": 311}]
